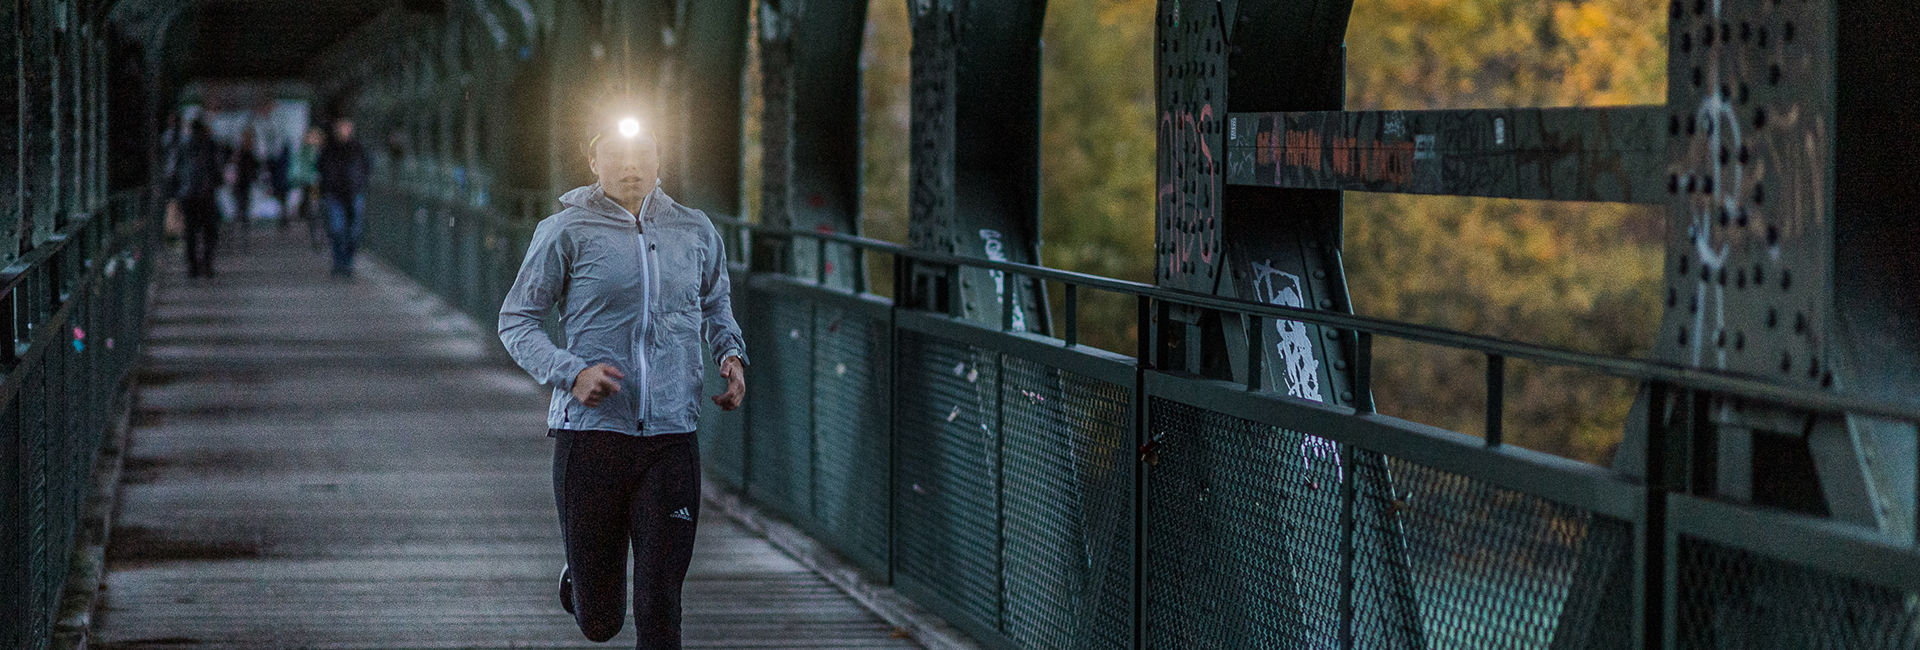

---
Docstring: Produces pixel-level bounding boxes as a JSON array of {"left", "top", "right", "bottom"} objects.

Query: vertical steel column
[
  {"left": 1611, "top": 0, "right": 1919, "bottom": 538},
  {"left": 3, "top": 1, "right": 21, "bottom": 265},
  {"left": 754, "top": 0, "right": 866, "bottom": 289},
  {"left": 21, "top": 0, "right": 55, "bottom": 251},
  {"left": 905, "top": 0, "right": 1048, "bottom": 330},
  {"left": 1217, "top": 1, "right": 1357, "bottom": 406},
  {"left": 668, "top": 0, "right": 749, "bottom": 218},
  {"left": 1152, "top": 3, "right": 1430, "bottom": 648}
]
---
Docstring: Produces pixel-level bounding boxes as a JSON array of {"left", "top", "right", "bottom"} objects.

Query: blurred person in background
[
  {"left": 286, "top": 126, "right": 325, "bottom": 250},
  {"left": 174, "top": 120, "right": 223, "bottom": 278},
  {"left": 230, "top": 125, "right": 261, "bottom": 239},
  {"left": 317, "top": 117, "right": 371, "bottom": 278}
]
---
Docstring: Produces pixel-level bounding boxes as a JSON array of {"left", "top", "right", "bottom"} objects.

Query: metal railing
[
  {"left": 2, "top": 190, "right": 163, "bottom": 650},
  {"left": 366, "top": 184, "right": 1920, "bottom": 649}
]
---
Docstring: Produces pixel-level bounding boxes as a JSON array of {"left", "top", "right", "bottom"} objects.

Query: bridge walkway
[{"left": 92, "top": 230, "right": 919, "bottom": 649}]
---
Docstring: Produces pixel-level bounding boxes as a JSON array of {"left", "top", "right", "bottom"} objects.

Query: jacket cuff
[
  {"left": 716, "top": 347, "right": 748, "bottom": 368},
  {"left": 551, "top": 354, "right": 589, "bottom": 391}
]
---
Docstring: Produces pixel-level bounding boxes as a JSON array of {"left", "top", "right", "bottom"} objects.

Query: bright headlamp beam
[{"left": 618, "top": 118, "right": 641, "bottom": 138}]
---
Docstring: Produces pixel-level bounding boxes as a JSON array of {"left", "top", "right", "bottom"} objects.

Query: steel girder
[
  {"left": 754, "top": 0, "right": 867, "bottom": 289},
  {"left": 1600, "top": 1, "right": 1920, "bottom": 551},
  {"left": 905, "top": 0, "right": 1049, "bottom": 332}
]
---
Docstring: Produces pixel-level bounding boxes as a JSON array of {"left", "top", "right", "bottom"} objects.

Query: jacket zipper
[{"left": 634, "top": 189, "right": 656, "bottom": 431}]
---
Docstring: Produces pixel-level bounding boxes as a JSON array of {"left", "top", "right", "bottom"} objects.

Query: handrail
[
  {"left": 0, "top": 211, "right": 101, "bottom": 298},
  {"left": 712, "top": 213, "right": 1920, "bottom": 425},
  {"left": 367, "top": 180, "right": 1920, "bottom": 425}
]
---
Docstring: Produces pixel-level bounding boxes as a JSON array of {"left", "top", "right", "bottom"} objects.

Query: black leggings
[{"left": 552, "top": 429, "right": 701, "bottom": 648}]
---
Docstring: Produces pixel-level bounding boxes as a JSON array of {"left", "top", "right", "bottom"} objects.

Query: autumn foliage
[{"left": 833, "top": 0, "right": 1667, "bottom": 463}]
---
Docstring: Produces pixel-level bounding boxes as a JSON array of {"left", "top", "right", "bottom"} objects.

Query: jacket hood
[{"left": 560, "top": 183, "right": 662, "bottom": 222}]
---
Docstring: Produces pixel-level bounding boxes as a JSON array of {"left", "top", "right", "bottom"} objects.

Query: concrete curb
[
  {"left": 701, "top": 480, "right": 987, "bottom": 650},
  {"left": 51, "top": 385, "right": 133, "bottom": 650}
]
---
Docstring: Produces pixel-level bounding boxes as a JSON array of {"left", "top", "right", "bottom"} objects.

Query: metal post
[
  {"left": 1639, "top": 381, "right": 1672, "bottom": 650},
  {"left": 1136, "top": 295, "right": 1152, "bottom": 368},
  {"left": 1353, "top": 332, "right": 1374, "bottom": 414},
  {"left": 814, "top": 236, "right": 827, "bottom": 285},
  {"left": 1000, "top": 268, "right": 1015, "bottom": 332},
  {"left": 1338, "top": 440, "right": 1357, "bottom": 650},
  {"left": 1486, "top": 354, "right": 1505, "bottom": 447},
  {"left": 1064, "top": 284, "right": 1078, "bottom": 347},
  {"left": 1132, "top": 292, "right": 1152, "bottom": 650},
  {"left": 1245, "top": 315, "right": 1263, "bottom": 391}
]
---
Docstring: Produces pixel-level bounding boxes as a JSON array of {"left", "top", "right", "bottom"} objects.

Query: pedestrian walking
[
  {"left": 174, "top": 120, "right": 223, "bottom": 278},
  {"left": 317, "top": 118, "right": 371, "bottom": 277},
  {"left": 286, "top": 126, "right": 325, "bottom": 250},
  {"left": 269, "top": 130, "right": 293, "bottom": 231},
  {"left": 498, "top": 117, "right": 747, "bottom": 649},
  {"left": 231, "top": 126, "right": 261, "bottom": 238}
]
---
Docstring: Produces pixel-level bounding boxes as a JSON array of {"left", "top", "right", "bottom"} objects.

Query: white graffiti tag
[
  {"left": 979, "top": 230, "right": 1027, "bottom": 332},
  {"left": 1251, "top": 261, "right": 1322, "bottom": 402},
  {"left": 1251, "top": 260, "right": 1343, "bottom": 483}
]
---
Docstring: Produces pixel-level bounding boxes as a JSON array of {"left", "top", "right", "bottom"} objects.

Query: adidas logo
[{"left": 669, "top": 507, "right": 693, "bottom": 521}]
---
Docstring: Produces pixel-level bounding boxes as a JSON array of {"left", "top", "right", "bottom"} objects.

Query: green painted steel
[
  {"left": 1224, "top": 107, "right": 1667, "bottom": 204},
  {"left": 364, "top": 180, "right": 1920, "bottom": 648},
  {"left": 252, "top": 0, "right": 1920, "bottom": 647},
  {"left": 1, "top": 192, "right": 163, "bottom": 650}
]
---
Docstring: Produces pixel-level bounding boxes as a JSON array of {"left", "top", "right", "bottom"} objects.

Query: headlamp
[{"left": 618, "top": 118, "right": 642, "bottom": 138}]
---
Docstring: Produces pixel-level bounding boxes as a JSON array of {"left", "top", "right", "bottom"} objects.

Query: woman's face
[{"left": 305, "top": 128, "right": 324, "bottom": 146}]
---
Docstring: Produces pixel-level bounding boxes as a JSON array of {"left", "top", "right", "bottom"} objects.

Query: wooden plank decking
[{"left": 93, "top": 230, "right": 919, "bottom": 650}]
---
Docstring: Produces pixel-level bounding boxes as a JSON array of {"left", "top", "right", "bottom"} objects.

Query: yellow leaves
[{"left": 1347, "top": 0, "right": 1664, "bottom": 109}]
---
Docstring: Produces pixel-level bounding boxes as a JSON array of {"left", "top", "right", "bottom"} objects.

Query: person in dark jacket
[
  {"left": 174, "top": 120, "right": 223, "bottom": 278},
  {"left": 317, "top": 118, "right": 372, "bottom": 277},
  {"left": 231, "top": 126, "right": 261, "bottom": 238}
]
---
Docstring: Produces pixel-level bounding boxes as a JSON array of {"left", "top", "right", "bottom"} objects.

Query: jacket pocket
[{"left": 646, "top": 309, "right": 704, "bottom": 425}]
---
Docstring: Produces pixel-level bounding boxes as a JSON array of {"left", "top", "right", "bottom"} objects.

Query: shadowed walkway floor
[{"left": 94, "top": 228, "right": 919, "bottom": 649}]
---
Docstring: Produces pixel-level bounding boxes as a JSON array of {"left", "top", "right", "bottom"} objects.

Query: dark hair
[{"left": 190, "top": 119, "right": 211, "bottom": 136}]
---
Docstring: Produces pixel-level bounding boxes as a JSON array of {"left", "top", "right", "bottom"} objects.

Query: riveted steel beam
[
  {"left": 1225, "top": 106, "right": 1667, "bottom": 204},
  {"left": 904, "top": 0, "right": 1049, "bottom": 332},
  {"left": 667, "top": 0, "right": 749, "bottom": 217},
  {"left": 755, "top": 0, "right": 866, "bottom": 290}
]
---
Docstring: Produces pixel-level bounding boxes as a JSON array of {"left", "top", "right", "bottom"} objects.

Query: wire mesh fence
[
  {"left": 356, "top": 187, "right": 1920, "bottom": 650},
  {"left": 2, "top": 193, "right": 161, "bottom": 650},
  {"left": 1678, "top": 535, "right": 1920, "bottom": 650}
]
